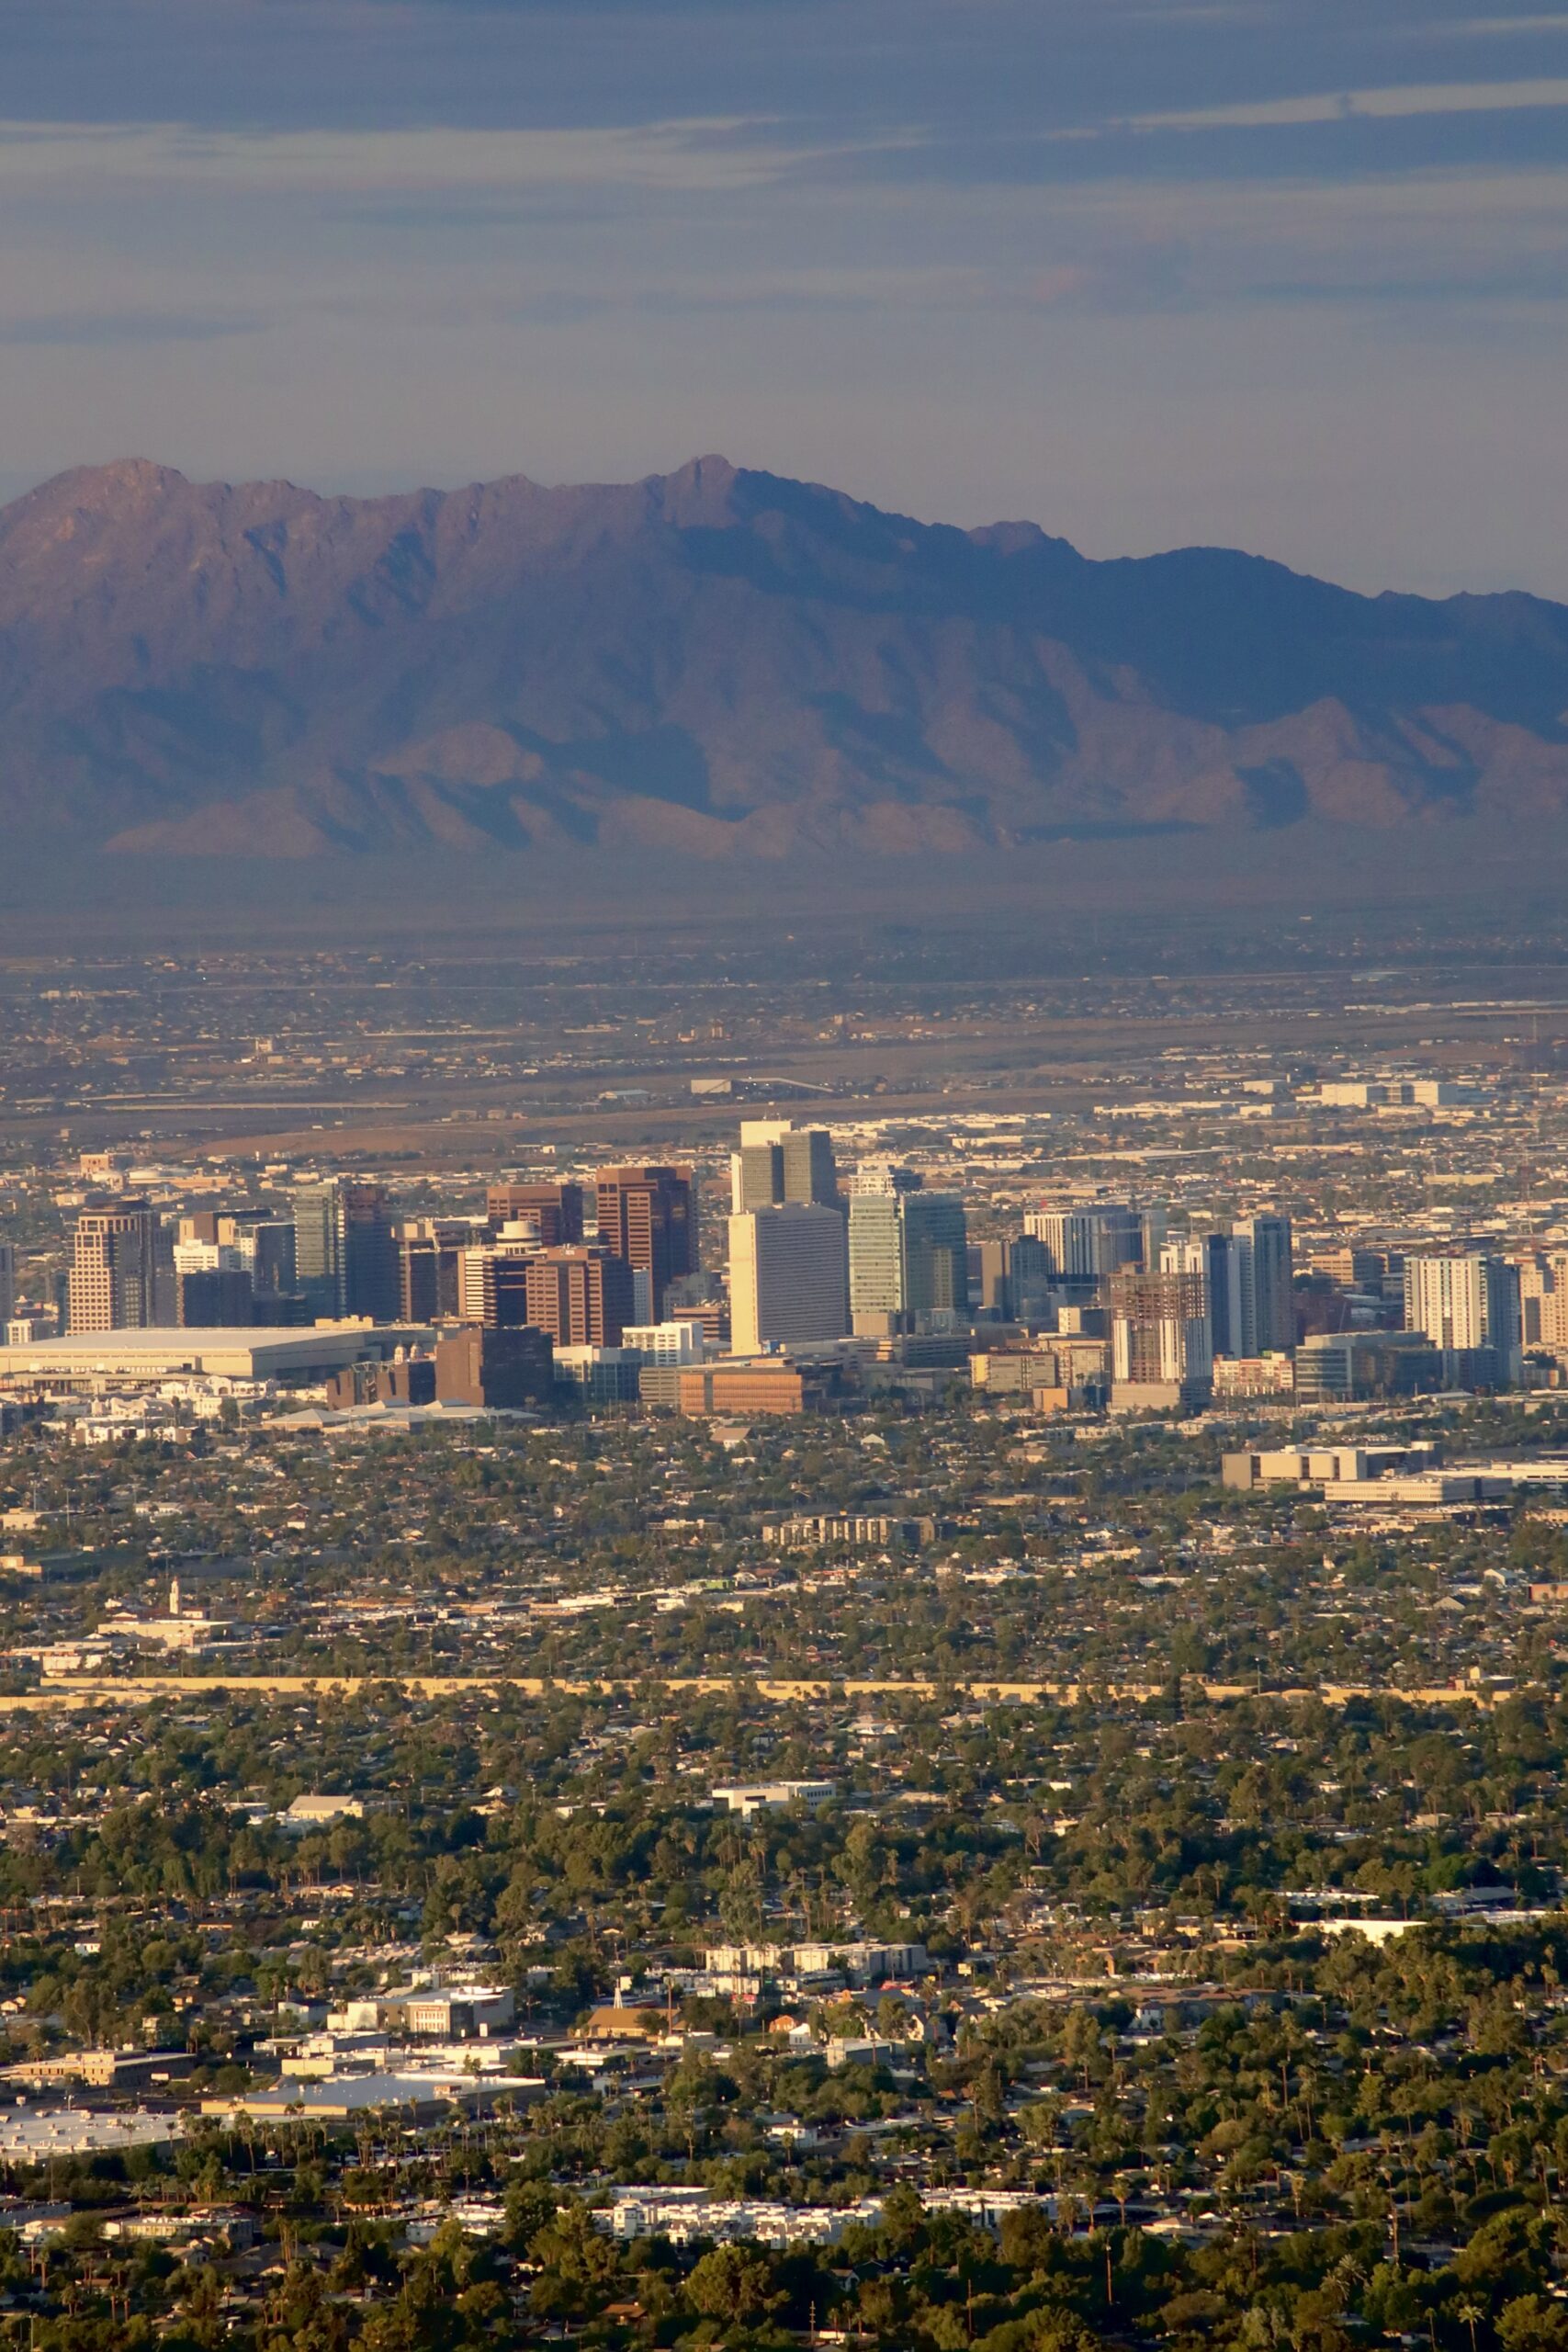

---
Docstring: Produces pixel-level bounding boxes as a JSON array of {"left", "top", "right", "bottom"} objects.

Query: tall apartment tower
[
  {"left": 970, "top": 1239, "right": 1012, "bottom": 1319},
  {"left": 486, "top": 1182, "right": 585, "bottom": 1246},
  {"left": 69, "top": 1198, "right": 171, "bottom": 1332},
  {"left": 1404, "top": 1253, "right": 1522, "bottom": 1385},
  {"left": 595, "top": 1166, "right": 697, "bottom": 1319},
  {"left": 1025, "top": 1204, "right": 1144, "bottom": 1290},
  {"left": 231, "top": 1217, "right": 297, "bottom": 1302},
  {"left": 1235, "top": 1213, "right": 1294, "bottom": 1352},
  {"left": 730, "top": 1122, "right": 840, "bottom": 1213},
  {"left": 782, "top": 1127, "right": 840, "bottom": 1207},
  {"left": 1165, "top": 1232, "right": 1252, "bottom": 1360},
  {"left": 1110, "top": 1267, "right": 1213, "bottom": 1408},
  {"left": 1006, "top": 1233, "right": 1054, "bottom": 1322},
  {"left": 0, "top": 1237, "right": 14, "bottom": 1329},
  {"left": 524, "top": 1245, "right": 635, "bottom": 1348},
  {"left": 728, "top": 1204, "right": 850, "bottom": 1355}
]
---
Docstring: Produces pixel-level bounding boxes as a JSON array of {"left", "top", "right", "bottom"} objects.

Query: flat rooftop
[{"left": 0, "top": 1327, "right": 381, "bottom": 1381}]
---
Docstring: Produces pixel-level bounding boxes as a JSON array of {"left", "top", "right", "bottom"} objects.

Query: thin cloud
[
  {"left": 0, "top": 310, "right": 264, "bottom": 345},
  {"left": 1110, "top": 75, "right": 1568, "bottom": 132},
  {"left": 0, "top": 116, "right": 923, "bottom": 196},
  {"left": 1432, "top": 15, "right": 1568, "bottom": 33}
]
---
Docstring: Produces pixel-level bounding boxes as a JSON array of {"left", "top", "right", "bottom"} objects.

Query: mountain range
[{"left": 2, "top": 453, "right": 1566, "bottom": 862}]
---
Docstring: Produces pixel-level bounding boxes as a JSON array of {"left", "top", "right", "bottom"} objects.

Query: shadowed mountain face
[{"left": 2, "top": 453, "right": 1567, "bottom": 860}]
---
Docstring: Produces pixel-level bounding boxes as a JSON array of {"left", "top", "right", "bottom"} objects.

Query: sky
[{"left": 3, "top": 0, "right": 1567, "bottom": 597}]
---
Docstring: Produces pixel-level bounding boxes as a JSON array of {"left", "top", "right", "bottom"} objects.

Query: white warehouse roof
[
  {"left": 0, "top": 2108, "right": 175, "bottom": 2156},
  {"left": 0, "top": 1327, "right": 380, "bottom": 1382}
]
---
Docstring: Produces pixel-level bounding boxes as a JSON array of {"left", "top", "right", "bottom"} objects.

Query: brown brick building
[
  {"left": 675, "top": 1361, "right": 840, "bottom": 1416},
  {"left": 523, "top": 1246, "right": 635, "bottom": 1346},
  {"left": 594, "top": 1167, "right": 697, "bottom": 1318},
  {"left": 434, "top": 1325, "right": 554, "bottom": 1409},
  {"left": 485, "top": 1182, "right": 585, "bottom": 1247}
]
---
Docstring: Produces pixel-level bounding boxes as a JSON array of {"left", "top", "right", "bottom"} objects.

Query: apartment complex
[
  {"left": 1403, "top": 1252, "right": 1522, "bottom": 1385},
  {"left": 1109, "top": 1267, "right": 1213, "bottom": 1411}
]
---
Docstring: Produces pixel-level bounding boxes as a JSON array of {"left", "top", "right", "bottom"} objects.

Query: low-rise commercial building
[
  {"left": 1293, "top": 1329, "right": 1444, "bottom": 1403},
  {"left": 554, "top": 1345, "right": 641, "bottom": 1406},
  {"left": 376, "top": 1984, "right": 516, "bottom": 2038},
  {"left": 0, "top": 2109, "right": 175, "bottom": 2158},
  {"left": 677, "top": 1360, "right": 841, "bottom": 1417},
  {"left": 762, "top": 1513, "right": 938, "bottom": 1550},
  {"left": 1223, "top": 1444, "right": 1438, "bottom": 1490},
  {"left": 712, "top": 1780, "right": 837, "bottom": 1817},
  {"left": 202, "top": 2069, "right": 543, "bottom": 2123}
]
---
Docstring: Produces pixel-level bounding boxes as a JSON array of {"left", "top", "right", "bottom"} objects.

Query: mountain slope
[{"left": 1, "top": 454, "right": 1565, "bottom": 858}]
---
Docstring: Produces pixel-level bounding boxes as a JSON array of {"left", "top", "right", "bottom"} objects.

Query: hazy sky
[{"left": 4, "top": 0, "right": 1567, "bottom": 594}]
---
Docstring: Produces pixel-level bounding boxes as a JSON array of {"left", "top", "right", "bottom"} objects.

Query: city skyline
[{"left": 16, "top": 1097, "right": 1551, "bottom": 1425}]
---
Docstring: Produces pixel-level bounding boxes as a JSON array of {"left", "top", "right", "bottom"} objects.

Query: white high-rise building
[
  {"left": 1110, "top": 1267, "right": 1213, "bottom": 1408},
  {"left": 455, "top": 1220, "right": 539, "bottom": 1322},
  {"left": 0, "top": 1238, "right": 14, "bottom": 1330},
  {"left": 172, "top": 1239, "right": 249, "bottom": 1277},
  {"left": 1404, "top": 1253, "right": 1522, "bottom": 1384},
  {"left": 1164, "top": 1233, "right": 1252, "bottom": 1358},
  {"left": 622, "top": 1319, "right": 705, "bottom": 1364},
  {"left": 457, "top": 1247, "right": 489, "bottom": 1325},
  {"left": 843, "top": 1166, "right": 964, "bottom": 1334},
  {"left": 728, "top": 1204, "right": 850, "bottom": 1356},
  {"left": 1024, "top": 1204, "right": 1143, "bottom": 1284}
]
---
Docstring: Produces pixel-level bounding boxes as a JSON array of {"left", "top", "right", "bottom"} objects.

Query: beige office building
[
  {"left": 69, "top": 1200, "right": 169, "bottom": 1333},
  {"left": 728, "top": 1204, "right": 849, "bottom": 1356}
]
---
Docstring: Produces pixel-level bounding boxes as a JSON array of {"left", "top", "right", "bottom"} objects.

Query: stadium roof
[{"left": 0, "top": 1327, "right": 382, "bottom": 1382}]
